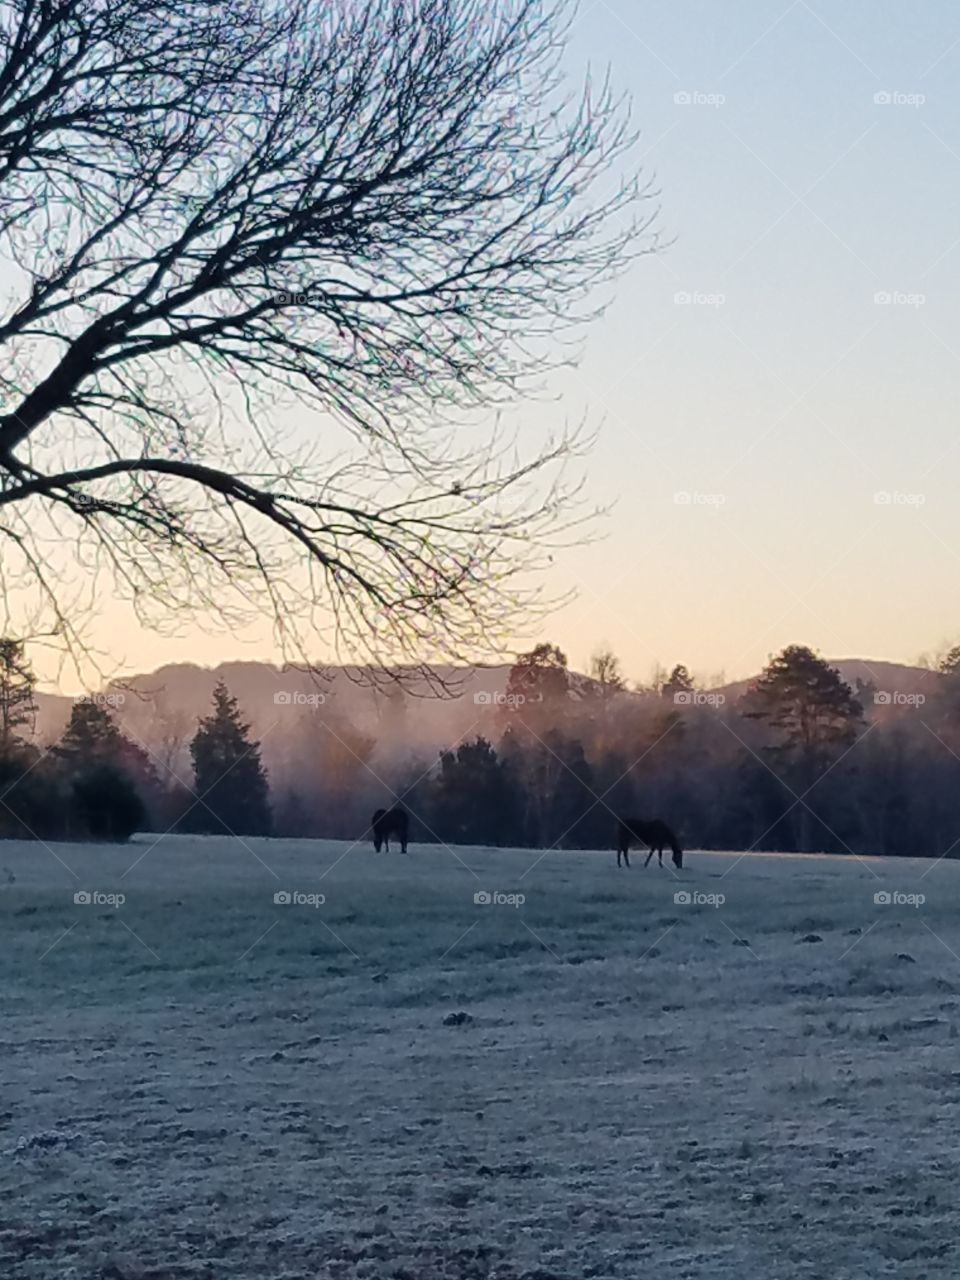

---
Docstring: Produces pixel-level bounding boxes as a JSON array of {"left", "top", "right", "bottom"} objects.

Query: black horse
[
  {"left": 371, "top": 807, "right": 409, "bottom": 854},
  {"left": 615, "top": 817, "right": 683, "bottom": 869}
]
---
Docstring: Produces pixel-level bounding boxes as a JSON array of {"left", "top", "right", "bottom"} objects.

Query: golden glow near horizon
[{"left": 21, "top": 3, "right": 960, "bottom": 690}]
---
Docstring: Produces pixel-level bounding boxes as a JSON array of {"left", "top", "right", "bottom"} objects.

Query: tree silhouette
[
  {"left": 505, "top": 644, "right": 570, "bottom": 725},
  {"left": 57, "top": 699, "right": 127, "bottom": 762},
  {"left": 662, "top": 663, "right": 695, "bottom": 702},
  {"left": 935, "top": 646, "right": 960, "bottom": 744},
  {"left": 187, "top": 682, "right": 271, "bottom": 836},
  {"left": 56, "top": 696, "right": 157, "bottom": 837},
  {"left": 431, "top": 736, "right": 518, "bottom": 846},
  {"left": 588, "top": 648, "right": 626, "bottom": 701},
  {"left": 741, "top": 645, "right": 863, "bottom": 850},
  {"left": 0, "top": 0, "right": 657, "bottom": 670},
  {"left": 0, "top": 638, "right": 36, "bottom": 755}
]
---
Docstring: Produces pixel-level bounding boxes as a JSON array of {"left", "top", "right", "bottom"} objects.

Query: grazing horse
[
  {"left": 371, "top": 807, "right": 409, "bottom": 854},
  {"left": 615, "top": 817, "right": 683, "bottom": 869}
]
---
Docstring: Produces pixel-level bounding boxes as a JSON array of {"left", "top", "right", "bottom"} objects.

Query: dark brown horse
[
  {"left": 615, "top": 817, "right": 683, "bottom": 869},
  {"left": 372, "top": 807, "right": 409, "bottom": 853}
]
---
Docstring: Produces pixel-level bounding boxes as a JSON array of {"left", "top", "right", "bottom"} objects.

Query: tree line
[
  {"left": 2, "top": 638, "right": 959, "bottom": 856},
  {"left": 0, "top": 647, "right": 270, "bottom": 841}
]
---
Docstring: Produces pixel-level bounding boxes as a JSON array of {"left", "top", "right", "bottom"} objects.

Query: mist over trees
[{"left": 1, "top": 636, "right": 959, "bottom": 856}]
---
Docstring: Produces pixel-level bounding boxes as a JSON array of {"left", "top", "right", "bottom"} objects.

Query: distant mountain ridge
[
  {"left": 32, "top": 655, "right": 937, "bottom": 754},
  {"left": 715, "top": 658, "right": 937, "bottom": 705}
]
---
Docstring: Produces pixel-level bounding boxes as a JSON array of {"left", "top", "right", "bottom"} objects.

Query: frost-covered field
[{"left": 3, "top": 835, "right": 960, "bottom": 1279}]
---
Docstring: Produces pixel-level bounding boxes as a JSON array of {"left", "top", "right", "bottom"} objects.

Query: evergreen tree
[
  {"left": 58, "top": 698, "right": 127, "bottom": 761},
  {"left": 740, "top": 645, "right": 863, "bottom": 850},
  {"left": 0, "top": 638, "right": 37, "bottom": 755},
  {"left": 57, "top": 697, "right": 157, "bottom": 787},
  {"left": 55, "top": 697, "right": 159, "bottom": 837},
  {"left": 430, "top": 737, "right": 519, "bottom": 846},
  {"left": 0, "top": 639, "right": 42, "bottom": 836},
  {"left": 188, "top": 681, "right": 271, "bottom": 835},
  {"left": 544, "top": 734, "right": 597, "bottom": 848},
  {"left": 72, "top": 764, "right": 145, "bottom": 842}
]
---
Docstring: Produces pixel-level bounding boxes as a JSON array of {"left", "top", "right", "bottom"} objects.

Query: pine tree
[
  {"left": 188, "top": 681, "right": 271, "bottom": 836},
  {"left": 544, "top": 734, "right": 596, "bottom": 848},
  {"left": 57, "top": 695, "right": 158, "bottom": 784},
  {"left": 0, "top": 638, "right": 37, "bottom": 755},
  {"left": 0, "top": 639, "right": 42, "bottom": 836},
  {"left": 56, "top": 698, "right": 157, "bottom": 839},
  {"left": 430, "top": 737, "right": 518, "bottom": 846},
  {"left": 741, "top": 645, "right": 863, "bottom": 850},
  {"left": 58, "top": 698, "right": 127, "bottom": 761}
]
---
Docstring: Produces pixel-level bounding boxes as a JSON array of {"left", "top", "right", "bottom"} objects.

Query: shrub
[{"left": 72, "top": 764, "right": 145, "bottom": 842}]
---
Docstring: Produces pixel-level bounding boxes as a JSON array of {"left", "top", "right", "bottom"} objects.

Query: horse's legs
[
  {"left": 643, "top": 847, "right": 654, "bottom": 868},
  {"left": 657, "top": 846, "right": 664, "bottom": 867}
]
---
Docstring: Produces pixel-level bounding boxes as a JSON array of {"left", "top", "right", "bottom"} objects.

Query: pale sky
[{"left": 42, "top": 1, "right": 960, "bottom": 691}]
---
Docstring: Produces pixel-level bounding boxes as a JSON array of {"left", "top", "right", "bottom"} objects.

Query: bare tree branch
[{"left": 0, "top": 0, "right": 659, "bottom": 678}]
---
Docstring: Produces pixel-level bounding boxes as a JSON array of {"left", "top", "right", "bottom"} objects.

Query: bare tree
[
  {"left": 0, "top": 0, "right": 657, "bottom": 676},
  {"left": 589, "top": 647, "right": 625, "bottom": 698}
]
